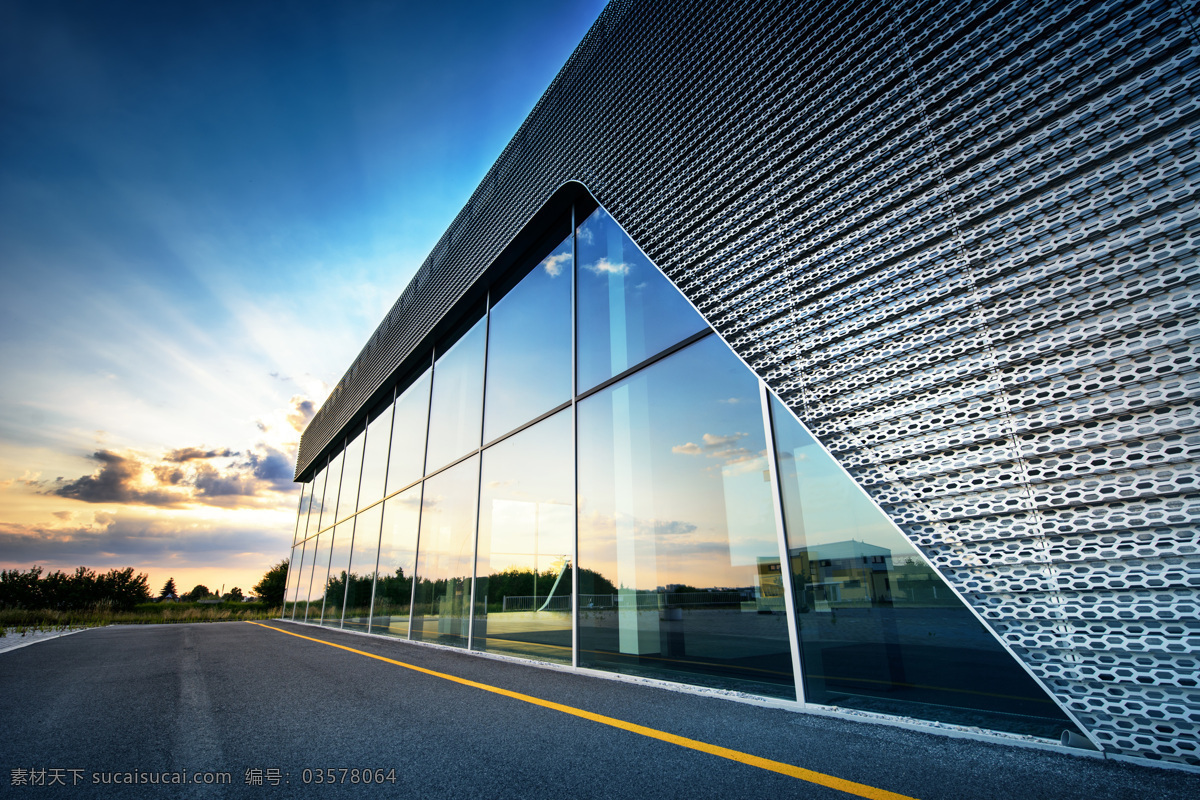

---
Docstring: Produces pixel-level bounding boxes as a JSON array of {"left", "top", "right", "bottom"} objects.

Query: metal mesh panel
[{"left": 295, "top": 0, "right": 1200, "bottom": 766}]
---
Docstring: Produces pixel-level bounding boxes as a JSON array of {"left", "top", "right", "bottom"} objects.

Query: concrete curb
[{"left": 0, "top": 627, "right": 91, "bottom": 655}]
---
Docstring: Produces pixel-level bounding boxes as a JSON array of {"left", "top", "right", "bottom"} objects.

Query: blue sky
[{"left": 0, "top": 0, "right": 609, "bottom": 593}]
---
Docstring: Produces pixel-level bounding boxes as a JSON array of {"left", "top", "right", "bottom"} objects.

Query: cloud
[
  {"left": 247, "top": 445, "right": 294, "bottom": 489},
  {"left": 702, "top": 433, "right": 745, "bottom": 447},
  {"left": 52, "top": 450, "right": 186, "bottom": 507},
  {"left": 164, "top": 447, "right": 236, "bottom": 462},
  {"left": 0, "top": 513, "right": 288, "bottom": 568},
  {"left": 285, "top": 395, "right": 316, "bottom": 432},
  {"left": 655, "top": 520, "right": 698, "bottom": 536},
  {"left": 152, "top": 465, "right": 186, "bottom": 485},
  {"left": 672, "top": 432, "right": 747, "bottom": 457},
  {"left": 582, "top": 257, "right": 630, "bottom": 276},
  {"left": 192, "top": 463, "right": 260, "bottom": 497},
  {"left": 48, "top": 439, "right": 298, "bottom": 510},
  {"left": 671, "top": 432, "right": 763, "bottom": 468},
  {"left": 541, "top": 252, "right": 571, "bottom": 277},
  {"left": 2, "top": 470, "right": 47, "bottom": 489}
]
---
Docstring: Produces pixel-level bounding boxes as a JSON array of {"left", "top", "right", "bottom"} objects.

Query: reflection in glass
[
  {"left": 372, "top": 486, "right": 422, "bottom": 638},
  {"left": 323, "top": 449, "right": 344, "bottom": 531},
  {"left": 307, "top": 465, "right": 328, "bottom": 537},
  {"left": 284, "top": 541, "right": 305, "bottom": 618},
  {"left": 336, "top": 426, "right": 365, "bottom": 523},
  {"left": 304, "top": 532, "right": 331, "bottom": 622},
  {"left": 320, "top": 523, "right": 352, "bottom": 628},
  {"left": 576, "top": 206, "right": 707, "bottom": 392},
  {"left": 426, "top": 318, "right": 486, "bottom": 473},
  {"left": 358, "top": 404, "right": 393, "bottom": 509},
  {"left": 577, "top": 335, "right": 794, "bottom": 698},
  {"left": 473, "top": 410, "right": 573, "bottom": 663},
  {"left": 387, "top": 370, "right": 432, "bottom": 494},
  {"left": 343, "top": 504, "right": 383, "bottom": 633},
  {"left": 483, "top": 236, "right": 572, "bottom": 442},
  {"left": 769, "top": 395, "right": 1079, "bottom": 736},
  {"left": 293, "top": 483, "right": 312, "bottom": 545},
  {"left": 412, "top": 456, "right": 479, "bottom": 648},
  {"left": 294, "top": 537, "right": 315, "bottom": 621}
]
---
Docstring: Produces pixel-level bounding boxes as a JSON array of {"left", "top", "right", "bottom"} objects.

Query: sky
[{"left": 0, "top": 0, "right": 609, "bottom": 597}]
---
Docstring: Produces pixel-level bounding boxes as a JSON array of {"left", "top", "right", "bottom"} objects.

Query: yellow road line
[{"left": 247, "top": 621, "right": 918, "bottom": 800}]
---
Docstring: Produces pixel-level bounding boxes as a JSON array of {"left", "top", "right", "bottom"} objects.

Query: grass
[{"left": 0, "top": 602, "right": 282, "bottom": 634}]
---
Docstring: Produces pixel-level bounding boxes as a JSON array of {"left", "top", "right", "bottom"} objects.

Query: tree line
[
  {"left": 0, "top": 560, "right": 290, "bottom": 612},
  {"left": 0, "top": 566, "right": 151, "bottom": 611}
]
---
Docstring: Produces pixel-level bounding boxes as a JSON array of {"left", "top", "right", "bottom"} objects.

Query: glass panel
[
  {"left": 577, "top": 335, "right": 793, "bottom": 698},
  {"left": 372, "top": 485, "right": 422, "bottom": 638},
  {"left": 769, "top": 395, "right": 1079, "bottom": 737},
  {"left": 304, "top": 531, "right": 331, "bottom": 622},
  {"left": 320, "top": 522, "right": 352, "bottom": 628},
  {"left": 425, "top": 319, "right": 486, "bottom": 473},
  {"left": 387, "top": 369, "right": 432, "bottom": 494},
  {"left": 307, "top": 465, "right": 328, "bottom": 536},
  {"left": 473, "top": 410, "right": 573, "bottom": 663},
  {"left": 343, "top": 504, "right": 383, "bottom": 633},
  {"left": 293, "top": 537, "right": 315, "bottom": 621},
  {"left": 292, "top": 484, "right": 312, "bottom": 545},
  {"left": 576, "top": 206, "right": 707, "bottom": 392},
  {"left": 336, "top": 426, "right": 366, "bottom": 523},
  {"left": 359, "top": 404, "right": 393, "bottom": 508},
  {"left": 284, "top": 542, "right": 304, "bottom": 618},
  {"left": 483, "top": 236, "right": 572, "bottom": 442},
  {"left": 323, "top": 449, "right": 345, "bottom": 531},
  {"left": 412, "top": 456, "right": 479, "bottom": 648}
]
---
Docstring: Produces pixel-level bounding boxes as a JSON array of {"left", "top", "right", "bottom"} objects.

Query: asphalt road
[{"left": 0, "top": 621, "right": 1196, "bottom": 799}]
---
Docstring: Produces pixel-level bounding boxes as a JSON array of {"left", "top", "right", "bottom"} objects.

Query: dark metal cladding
[{"left": 295, "top": 0, "right": 1200, "bottom": 766}]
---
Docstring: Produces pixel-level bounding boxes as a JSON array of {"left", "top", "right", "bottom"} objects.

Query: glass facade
[
  {"left": 577, "top": 336, "right": 793, "bottom": 698},
  {"left": 371, "top": 485, "right": 421, "bottom": 637},
  {"left": 425, "top": 318, "right": 486, "bottom": 473},
  {"left": 387, "top": 369, "right": 432, "bottom": 494},
  {"left": 768, "top": 395, "right": 1073, "bottom": 735},
  {"left": 411, "top": 456, "right": 478, "bottom": 647},
  {"left": 483, "top": 234, "right": 572, "bottom": 443},
  {"left": 575, "top": 206, "right": 706, "bottom": 392},
  {"left": 280, "top": 199, "right": 1079, "bottom": 740},
  {"left": 343, "top": 503, "right": 383, "bottom": 633},
  {"left": 474, "top": 409, "right": 573, "bottom": 663}
]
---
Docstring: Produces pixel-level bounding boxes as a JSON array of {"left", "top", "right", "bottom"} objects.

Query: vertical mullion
[
  {"left": 320, "top": 441, "right": 346, "bottom": 625},
  {"left": 366, "top": 387, "right": 396, "bottom": 634},
  {"left": 570, "top": 201, "right": 580, "bottom": 670},
  {"left": 409, "top": 349, "right": 436, "bottom": 641},
  {"left": 284, "top": 492, "right": 304, "bottom": 619},
  {"left": 760, "top": 380, "right": 806, "bottom": 705},
  {"left": 339, "top": 423, "right": 367, "bottom": 629},
  {"left": 468, "top": 294, "right": 491, "bottom": 651}
]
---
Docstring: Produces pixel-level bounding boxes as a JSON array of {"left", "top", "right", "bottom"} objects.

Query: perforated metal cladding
[{"left": 295, "top": 0, "right": 1200, "bottom": 766}]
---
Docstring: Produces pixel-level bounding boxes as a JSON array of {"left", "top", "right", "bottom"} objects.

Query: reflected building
[{"left": 281, "top": 0, "right": 1200, "bottom": 769}]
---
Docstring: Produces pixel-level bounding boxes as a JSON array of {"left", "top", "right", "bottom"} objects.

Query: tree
[
  {"left": 186, "top": 584, "right": 210, "bottom": 601},
  {"left": 253, "top": 559, "right": 289, "bottom": 608},
  {"left": 225, "top": 587, "right": 244, "bottom": 602},
  {"left": 160, "top": 577, "right": 177, "bottom": 599},
  {"left": 98, "top": 567, "right": 152, "bottom": 609}
]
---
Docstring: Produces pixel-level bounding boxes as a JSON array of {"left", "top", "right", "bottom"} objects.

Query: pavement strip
[
  {"left": 0, "top": 626, "right": 90, "bottom": 655},
  {"left": 248, "top": 620, "right": 919, "bottom": 800}
]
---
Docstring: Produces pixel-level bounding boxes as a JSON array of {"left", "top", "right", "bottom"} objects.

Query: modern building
[{"left": 282, "top": 0, "right": 1200, "bottom": 769}]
